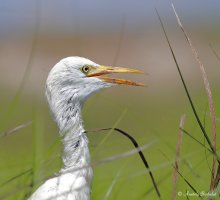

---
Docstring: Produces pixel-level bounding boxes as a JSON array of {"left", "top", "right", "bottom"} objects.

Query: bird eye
[{"left": 82, "top": 65, "right": 90, "bottom": 74}]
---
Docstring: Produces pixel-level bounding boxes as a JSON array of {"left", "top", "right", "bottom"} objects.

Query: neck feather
[{"left": 48, "top": 89, "right": 90, "bottom": 169}]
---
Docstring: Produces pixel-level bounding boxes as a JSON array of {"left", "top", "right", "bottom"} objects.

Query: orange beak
[{"left": 87, "top": 66, "right": 145, "bottom": 86}]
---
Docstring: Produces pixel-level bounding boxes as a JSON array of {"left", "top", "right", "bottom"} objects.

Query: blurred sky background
[{"left": 1, "top": 0, "right": 220, "bottom": 98}]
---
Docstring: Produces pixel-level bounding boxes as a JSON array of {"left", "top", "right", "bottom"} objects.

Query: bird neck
[
  {"left": 62, "top": 127, "right": 90, "bottom": 169},
  {"left": 51, "top": 90, "right": 91, "bottom": 170}
]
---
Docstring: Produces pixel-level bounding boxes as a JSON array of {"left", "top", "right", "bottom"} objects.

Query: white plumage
[{"left": 28, "top": 57, "right": 143, "bottom": 200}]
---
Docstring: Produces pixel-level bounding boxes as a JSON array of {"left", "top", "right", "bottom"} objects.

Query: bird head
[
  {"left": 46, "top": 57, "right": 144, "bottom": 108},
  {"left": 46, "top": 57, "right": 144, "bottom": 131}
]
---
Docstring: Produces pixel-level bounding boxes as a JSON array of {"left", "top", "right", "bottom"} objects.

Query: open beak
[{"left": 87, "top": 66, "right": 145, "bottom": 86}]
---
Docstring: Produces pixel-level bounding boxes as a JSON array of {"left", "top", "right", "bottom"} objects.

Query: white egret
[{"left": 28, "top": 57, "right": 144, "bottom": 200}]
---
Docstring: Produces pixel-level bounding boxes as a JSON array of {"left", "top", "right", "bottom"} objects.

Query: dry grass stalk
[
  {"left": 171, "top": 114, "right": 185, "bottom": 200},
  {"left": 210, "top": 44, "right": 220, "bottom": 62},
  {"left": 0, "top": 121, "right": 32, "bottom": 138},
  {"left": 171, "top": 3, "right": 217, "bottom": 191}
]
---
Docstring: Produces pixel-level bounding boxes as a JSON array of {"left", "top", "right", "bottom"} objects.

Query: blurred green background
[{"left": 0, "top": 0, "right": 220, "bottom": 199}]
